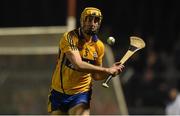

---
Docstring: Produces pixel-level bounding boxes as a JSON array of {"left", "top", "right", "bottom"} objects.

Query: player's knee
[
  {"left": 49, "top": 110, "right": 66, "bottom": 115},
  {"left": 68, "top": 103, "right": 90, "bottom": 115}
]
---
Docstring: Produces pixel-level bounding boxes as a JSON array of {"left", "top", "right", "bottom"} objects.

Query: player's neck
[
  {"left": 82, "top": 32, "right": 92, "bottom": 43},
  {"left": 84, "top": 36, "right": 92, "bottom": 43}
]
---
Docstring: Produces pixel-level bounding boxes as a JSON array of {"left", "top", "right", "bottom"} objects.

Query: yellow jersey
[{"left": 50, "top": 28, "right": 105, "bottom": 95}]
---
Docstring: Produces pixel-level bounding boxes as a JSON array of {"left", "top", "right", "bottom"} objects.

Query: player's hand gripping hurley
[{"left": 102, "top": 36, "right": 146, "bottom": 88}]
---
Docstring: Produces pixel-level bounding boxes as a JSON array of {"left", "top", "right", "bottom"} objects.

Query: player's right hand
[{"left": 106, "top": 62, "right": 124, "bottom": 76}]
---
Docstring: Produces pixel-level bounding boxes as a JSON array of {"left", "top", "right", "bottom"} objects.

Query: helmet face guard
[{"left": 80, "top": 7, "right": 103, "bottom": 35}]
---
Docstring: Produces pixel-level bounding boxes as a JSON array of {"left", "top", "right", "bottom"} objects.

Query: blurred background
[{"left": 0, "top": 0, "right": 180, "bottom": 115}]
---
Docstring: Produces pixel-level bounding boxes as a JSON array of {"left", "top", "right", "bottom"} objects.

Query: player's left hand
[{"left": 112, "top": 62, "right": 124, "bottom": 76}]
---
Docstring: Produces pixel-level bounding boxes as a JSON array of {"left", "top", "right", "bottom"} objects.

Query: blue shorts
[{"left": 48, "top": 89, "right": 92, "bottom": 113}]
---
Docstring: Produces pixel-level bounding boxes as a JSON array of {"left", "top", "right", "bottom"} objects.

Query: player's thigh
[{"left": 68, "top": 103, "right": 90, "bottom": 115}]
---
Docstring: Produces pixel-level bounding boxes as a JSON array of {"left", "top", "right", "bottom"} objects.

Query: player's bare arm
[{"left": 65, "top": 50, "right": 123, "bottom": 76}]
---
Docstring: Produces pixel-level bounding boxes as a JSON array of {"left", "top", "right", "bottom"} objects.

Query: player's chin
[{"left": 85, "top": 30, "right": 97, "bottom": 35}]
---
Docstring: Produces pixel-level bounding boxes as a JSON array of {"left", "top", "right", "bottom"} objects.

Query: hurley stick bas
[{"left": 102, "top": 36, "right": 146, "bottom": 88}]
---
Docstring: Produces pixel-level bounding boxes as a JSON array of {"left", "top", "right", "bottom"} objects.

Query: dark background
[{"left": 0, "top": 0, "right": 179, "bottom": 53}]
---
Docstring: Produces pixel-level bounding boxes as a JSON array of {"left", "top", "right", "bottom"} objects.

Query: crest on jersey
[{"left": 93, "top": 52, "right": 98, "bottom": 59}]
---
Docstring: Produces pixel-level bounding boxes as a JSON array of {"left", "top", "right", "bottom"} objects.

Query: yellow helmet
[
  {"left": 80, "top": 7, "right": 103, "bottom": 24},
  {"left": 80, "top": 7, "right": 103, "bottom": 35}
]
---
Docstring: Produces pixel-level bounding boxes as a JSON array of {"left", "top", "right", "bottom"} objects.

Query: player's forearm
[
  {"left": 65, "top": 51, "right": 109, "bottom": 74},
  {"left": 75, "top": 61, "right": 108, "bottom": 74}
]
